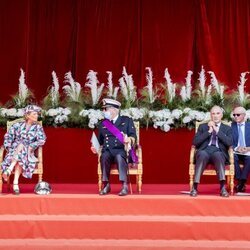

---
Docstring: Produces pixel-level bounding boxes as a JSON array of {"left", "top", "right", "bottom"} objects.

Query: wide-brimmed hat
[
  {"left": 102, "top": 98, "right": 121, "bottom": 109},
  {"left": 24, "top": 105, "right": 42, "bottom": 114}
]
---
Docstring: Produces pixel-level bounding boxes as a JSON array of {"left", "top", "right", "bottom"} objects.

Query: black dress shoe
[
  {"left": 220, "top": 187, "right": 229, "bottom": 197},
  {"left": 190, "top": 188, "right": 198, "bottom": 197},
  {"left": 118, "top": 184, "right": 128, "bottom": 196},
  {"left": 99, "top": 183, "right": 111, "bottom": 195},
  {"left": 235, "top": 183, "right": 246, "bottom": 193}
]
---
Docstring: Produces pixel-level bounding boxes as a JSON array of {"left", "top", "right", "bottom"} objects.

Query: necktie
[
  {"left": 238, "top": 124, "right": 245, "bottom": 147},
  {"left": 211, "top": 124, "right": 218, "bottom": 146},
  {"left": 211, "top": 129, "right": 217, "bottom": 146}
]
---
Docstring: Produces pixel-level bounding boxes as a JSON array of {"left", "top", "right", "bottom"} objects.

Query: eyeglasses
[{"left": 233, "top": 114, "right": 242, "bottom": 117}]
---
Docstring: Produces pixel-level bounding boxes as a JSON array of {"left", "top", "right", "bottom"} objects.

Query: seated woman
[{"left": 1, "top": 105, "right": 46, "bottom": 194}]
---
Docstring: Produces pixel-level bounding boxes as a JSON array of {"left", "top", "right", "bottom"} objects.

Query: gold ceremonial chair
[
  {"left": 0, "top": 118, "right": 44, "bottom": 193},
  {"left": 189, "top": 121, "right": 234, "bottom": 194},
  {"left": 97, "top": 121, "right": 143, "bottom": 193}
]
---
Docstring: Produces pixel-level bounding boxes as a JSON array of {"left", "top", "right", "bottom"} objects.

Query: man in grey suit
[
  {"left": 190, "top": 106, "right": 233, "bottom": 197},
  {"left": 232, "top": 106, "right": 250, "bottom": 192},
  {"left": 91, "top": 98, "right": 136, "bottom": 196}
]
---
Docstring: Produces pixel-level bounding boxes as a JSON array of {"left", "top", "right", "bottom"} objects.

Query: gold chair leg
[
  {"left": 189, "top": 174, "right": 194, "bottom": 191},
  {"left": 98, "top": 174, "right": 102, "bottom": 192},
  {"left": 138, "top": 174, "right": 142, "bottom": 194},
  {"left": 136, "top": 175, "right": 139, "bottom": 192},
  {"left": 230, "top": 175, "right": 234, "bottom": 195},
  {"left": 38, "top": 174, "right": 42, "bottom": 182},
  {"left": 0, "top": 177, "right": 2, "bottom": 193}
]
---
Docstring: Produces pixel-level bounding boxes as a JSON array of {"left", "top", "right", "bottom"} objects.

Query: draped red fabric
[
  {"left": 196, "top": 0, "right": 250, "bottom": 88},
  {"left": 75, "top": 0, "right": 141, "bottom": 88},
  {"left": 141, "top": 0, "right": 196, "bottom": 85},
  {"left": 0, "top": 0, "right": 249, "bottom": 103}
]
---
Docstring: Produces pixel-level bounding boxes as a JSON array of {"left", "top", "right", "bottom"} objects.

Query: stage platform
[{"left": 1, "top": 184, "right": 250, "bottom": 249}]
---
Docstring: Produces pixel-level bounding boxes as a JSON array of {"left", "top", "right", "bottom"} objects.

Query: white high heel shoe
[{"left": 13, "top": 184, "right": 20, "bottom": 195}]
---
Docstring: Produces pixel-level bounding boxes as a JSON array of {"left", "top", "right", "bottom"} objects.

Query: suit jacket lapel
[
  {"left": 115, "top": 116, "right": 122, "bottom": 127},
  {"left": 219, "top": 123, "right": 226, "bottom": 133},
  {"left": 245, "top": 123, "right": 250, "bottom": 146},
  {"left": 231, "top": 122, "right": 238, "bottom": 147}
]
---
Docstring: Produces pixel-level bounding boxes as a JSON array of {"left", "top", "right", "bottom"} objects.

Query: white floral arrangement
[
  {"left": 79, "top": 109, "right": 104, "bottom": 129},
  {"left": 0, "top": 108, "right": 25, "bottom": 117},
  {"left": 50, "top": 71, "right": 60, "bottom": 107},
  {"left": 237, "top": 71, "right": 250, "bottom": 105},
  {"left": 198, "top": 66, "right": 212, "bottom": 104},
  {"left": 85, "top": 70, "right": 104, "bottom": 106},
  {"left": 45, "top": 107, "right": 71, "bottom": 124},
  {"left": 208, "top": 71, "right": 224, "bottom": 99},
  {"left": 164, "top": 68, "right": 176, "bottom": 103},
  {"left": 11, "top": 68, "right": 32, "bottom": 108},
  {"left": 106, "top": 71, "right": 119, "bottom": 99},
  {"left": 180, "top": 71, "right": 193, "bottom": 102},
  {"left": 119, "top": 66, "right": 137, "bottom": 107},
  {"left": 144, "top": 67, "right": 157, "bottom": 103},
  {"left": 63, "top": 72, "right": 82, "bottom": 103},
  {"left": 1, "top": 67, "right": 250, "bottom": 132}
]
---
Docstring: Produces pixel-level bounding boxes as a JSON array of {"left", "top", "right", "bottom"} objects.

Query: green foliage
[
  {"left": 42, "top": 93, "right": 61, "bottom": 110},
  {"left": 1, "top": 77, "right": 250, "bottom": 130},
  {"left": 11, "top": 90, "right": 34, "bottom": 109}
]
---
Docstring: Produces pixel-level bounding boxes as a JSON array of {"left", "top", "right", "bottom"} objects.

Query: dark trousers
[
  {"left": 101, "top": 150, "right": 128, "bottom": 182},
  {"left": 234, "top": 154, "right": 250, "bottom": 181},
  {"left": 194, "top": 146, "right": 226, "bottom": 183}
]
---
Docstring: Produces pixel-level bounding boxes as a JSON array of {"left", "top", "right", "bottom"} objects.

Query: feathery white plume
[
  {"left": 119, "top": 66, "right": 137, "bottom": 102},
  {"left": 85, "top": 70, "right": 104, "bottom": 106},
  {"left": 219, "top": 85, "right": 224, "bottom": 99},
  {"left": 207, "top": 71, "right": 224, "bottom": 99},
  {"left": 106, "top": 71, "right": 119, "bottom": 99},
  {"left": 51, "top": 71, "right": 60, "bottom": 106},
  {"left": 164, "top": 68, "right": 176, "bottom": 102},
  {"left": 185, "top": 70, "right": 193, "bottom": 99},
  {"left": 63, "top": 71, "right": 82, "bottom": 102},
  {"left": 144, "top": 67, "right": 156, "bottom": 103},
  {"left": 180, "top": 87, "right": 187, "bottom": 102},
  {"left": 238, "top": 71, "right": 250, "bottom": 104},
  {"left": 198, "top": 66, "right": 206, "bottom": 98},
  {"left": 119, "top": 76, "right": 128, "bottom": 100},
  {"left": 17, "top": 68, "right": 29, "bottom": 106},
  {"left": 180, "top": 70, "right": 193, "bottom": 102},
  {"left": 205, "top": 84, "right": 212, "bottom": 104}
]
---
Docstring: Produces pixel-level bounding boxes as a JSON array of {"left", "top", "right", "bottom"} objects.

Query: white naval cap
[{"left": 102, "top": 98, "right": 121, "bottom": 109}]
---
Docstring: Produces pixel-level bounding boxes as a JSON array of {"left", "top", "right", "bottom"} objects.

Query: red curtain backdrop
[{"left": 0, "top": 0, "right": 249, "bottom": 103}]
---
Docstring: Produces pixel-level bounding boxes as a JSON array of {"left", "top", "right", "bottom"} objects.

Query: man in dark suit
[
  {"left": 91, "top": 98, "right": 136, "bottom": 196},
  {"left": 190, "top": 106, "right": 233, "bottom": 197},
  {"left": 232, "top": 106, "right": 250, "bottom": 192}
]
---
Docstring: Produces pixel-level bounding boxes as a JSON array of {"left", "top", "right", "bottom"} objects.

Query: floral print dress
[{"left": 1, "top": 121, "right": 46, "bottom": 178}]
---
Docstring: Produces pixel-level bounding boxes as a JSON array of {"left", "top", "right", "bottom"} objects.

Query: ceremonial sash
[{"left": 102, "top": 119, "right": 138, "bottom": 163}]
